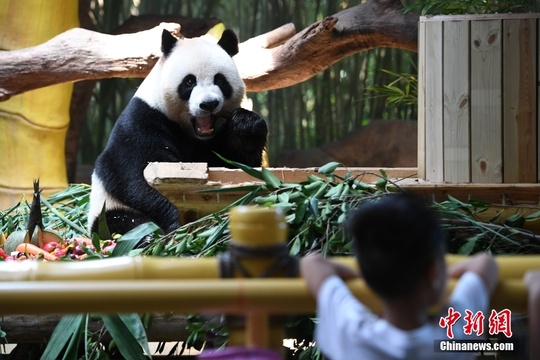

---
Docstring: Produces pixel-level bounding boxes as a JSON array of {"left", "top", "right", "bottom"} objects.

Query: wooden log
[
  {"left": 0, "top": 314, "right": 189, "bottom": 343},
  {"left": 0, "top": 0, "right": 419, "bottom": 101}
]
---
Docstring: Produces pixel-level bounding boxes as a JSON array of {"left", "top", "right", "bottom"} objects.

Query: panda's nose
[{"left": 200, "top": 100, "right": 219, "bottom": 112}]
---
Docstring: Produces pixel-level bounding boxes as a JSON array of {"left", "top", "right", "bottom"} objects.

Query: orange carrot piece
[{"left": 16, "top": 243, "right": 58, "bottom": 261}]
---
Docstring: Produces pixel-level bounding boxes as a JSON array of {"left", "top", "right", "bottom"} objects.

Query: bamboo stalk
[
  {"left": 0, "top": 255, "right": 537, "bottom": 282},
  {"left": 0, "top": 278, "right": 527, "bottom": 315}
]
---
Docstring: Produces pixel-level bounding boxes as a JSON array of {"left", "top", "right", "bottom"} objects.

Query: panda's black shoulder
[{"left": 116, "top": 97, "right": 169, "bottom": 129}]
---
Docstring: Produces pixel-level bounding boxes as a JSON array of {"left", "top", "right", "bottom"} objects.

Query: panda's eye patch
[
  {"left": 214, "top": 74, "right": 225, "bottom": 86},
  {"left": 214, "top": 74, "right": 233, "bottom": 99},
  {"left": 178, "top": 74, "right": 197, "bottom": 100}
]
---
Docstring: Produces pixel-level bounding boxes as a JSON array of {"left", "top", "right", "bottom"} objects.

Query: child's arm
[
  {"left": 447, "top": 253, "right": 498, "bottom": 295},
  {"left": 300, "top": 254, "right": 360, "bottom": 297},
  {"left": 524, "top": 270, "right": 540, "bottom": 360}
]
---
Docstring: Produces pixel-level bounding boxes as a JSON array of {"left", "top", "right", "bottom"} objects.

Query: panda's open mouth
[{"left": 192, "top": 115, "right": 216, "bottom": 137}]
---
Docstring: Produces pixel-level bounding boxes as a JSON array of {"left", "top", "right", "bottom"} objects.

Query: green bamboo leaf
[
  {"left": 62, "top": 316, "right": 84, "bottom": 360},
  {"left": 111, "top": 222, "right": 160, "bottom": 257},
  {"left": 293, "top": 200, "right": 308, "bottom": 225},
  {"left": 254, "top": 194, "right": 279, "bottom": 205},
  {"left": 97, "top": 202, "right": 111, "bottom": 240},
  {"left": 261, "top": 167, "right": 282, "bottom": 188},
  {"left": 277, "top": 193, "right": 290, "bottom": 203},
  {"left": 213, "top": 152, "right": 264, "bottom": 181},
  {"left": 273, "top": 202, "right": 293, "bottom": 212},
  {"left": 119, "top": 314, "right": 152, "bottom": 356},
  {"left": 457, "top": 238, "right": 477, "bottom": 255},
  {"left": 325, "top": 183, "right": 344, "bottom": 199},
  {"left": 91, "top": 232, "right": 101, "bottom": 252},
  {"left": 290, "top": 238, "right": 301, "bottom": 256},
  {"left": 309, "top": 198, "right": 319, "bottom": 216},
  {"left": 313, "top": 183, "right": 329, "bottom": 199},
  {"left": 318, "top": 162, "right": 341, "bottom": 175},
  {"left": 375, "top": 178, "right": 387, "bottom": 188},
  {"left": 40, "top": 314, "right": 85, "bottom": 360},
  {"left": 201, "top": 220, "right": 228, "bottom": 252},
  {"left": 504, "top": 213, "right": 525, "bottom": 228},
  {"left": 101, "top": 314, "right": 149, "bottom": 359},
  {"left": 525, "top": 210, "right": 540, "bottom": 221}
]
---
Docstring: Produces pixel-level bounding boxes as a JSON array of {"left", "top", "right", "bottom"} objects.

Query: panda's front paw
[
  {"left": 228, "top": 108, "right": 268, "bottom": 158},
  {"left": 230, "top": 108, "right": 268, "bottom": 139}
]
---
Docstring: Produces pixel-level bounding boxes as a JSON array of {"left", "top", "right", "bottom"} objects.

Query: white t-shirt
[{"left": 315, "top": 272, "right": 489, "bottom": 360}]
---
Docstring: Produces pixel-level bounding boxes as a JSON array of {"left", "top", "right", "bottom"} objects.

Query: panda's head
[{"left": 137, "top": 29, "right": 245, "bottom": 139}]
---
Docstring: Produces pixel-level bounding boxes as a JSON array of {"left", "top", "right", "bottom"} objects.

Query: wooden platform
[{"left": 145, "top": 163, "right": 540, "bottom": 231}]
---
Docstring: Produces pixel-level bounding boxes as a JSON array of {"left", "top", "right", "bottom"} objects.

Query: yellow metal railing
[
  {"left": 0, "top": 255, "right": 536, "bottom": 315},
  {"left": 0, "top": 254, "right": 537, "bottom": 353}
]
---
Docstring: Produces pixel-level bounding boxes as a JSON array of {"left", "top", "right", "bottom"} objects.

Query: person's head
[{"left": 347, "top": 192, "right": 446, "bottom": 303}]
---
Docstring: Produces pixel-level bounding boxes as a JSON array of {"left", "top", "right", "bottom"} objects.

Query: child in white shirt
[{"left": 301, "top": 192, "right": 498, "bottom": 359}]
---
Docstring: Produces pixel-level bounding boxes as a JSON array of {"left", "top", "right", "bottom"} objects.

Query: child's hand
[
  {"left": 524, "top": 270, "right": 540, "bottom": 288},
  {"left": 301, "top": 254, "right": 360, "bottom": 297},
  {"left": 448, "top": 253, "right": 498, "bottom": 295},
  {"left": 524, "top": 270, "right": 540, "bottom": 299}
]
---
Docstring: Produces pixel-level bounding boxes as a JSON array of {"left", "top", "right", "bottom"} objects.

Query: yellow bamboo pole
[
  {"left": 225, "top": 206, "right": 293, "bottom": 352},
  {"left": 0, "top": 277, "right": 527, "bottom": 315},
  {"left": 0, "top": 255, "right": 537, "bottom": 315},
  {"left": 0, "top": 0, "right": 78, "bottom": 208},
  {"left": 0, "top": 255, "right": 537, "bottom": 282}
]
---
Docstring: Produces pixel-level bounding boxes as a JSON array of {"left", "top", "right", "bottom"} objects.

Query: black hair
[{"left": 346, "top": 192, "right": 446, "bottom": 300}]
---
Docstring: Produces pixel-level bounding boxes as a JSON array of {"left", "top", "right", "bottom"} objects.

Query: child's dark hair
[{"left": 346, "top": 192, "right": 446, "bottom": 300}]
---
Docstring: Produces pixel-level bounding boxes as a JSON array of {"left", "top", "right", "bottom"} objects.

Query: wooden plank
[
  {"left": 470, "top": 19, "right": 503, "bottom": 183},
  {"left": 424, "top": 20, "right": 444, "bottom": 181},
  {"left": 503, "top": 19, "right": 537, "bottom": 183},
  {"left": 144, "top": 162, "right": 208, "bottom": 186},
  {"left": 146, "top": 163, "right": 540, "bottom": 232},
  {"left": 417, "top": 20, "right": 426, "bottom": 179},
  {"left": 443, "top": 20, "right": 471, "bottom": 182},
  {"left": 145, "top": 163, "right": 419, "bottom": 224},
  {"left": 422, "top": 13, "right": 540, "bottom": 22},
  {"left": 145, "top": 163, "right": 418, "bottom": 187},
  {"left": 401, "top": 180, "right": 540, "bottom": 206}
]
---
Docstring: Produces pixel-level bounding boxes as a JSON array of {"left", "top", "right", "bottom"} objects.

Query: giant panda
[{"left": 88, "top": 29, "right": 268, "bottom": 236}]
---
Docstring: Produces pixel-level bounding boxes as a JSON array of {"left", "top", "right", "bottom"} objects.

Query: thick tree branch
[
  {"left": 237, "top": 0, "right": 419, "bottom": 91},
  {"left": 0, "top": 23, "right": 182, "bottom": 102},
  {"left": 0, "top": 0, "right": 418, "bottom": 101}
]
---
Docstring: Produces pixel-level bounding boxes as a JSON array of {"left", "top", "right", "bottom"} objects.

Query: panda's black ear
[
  {"left": 161, "top": 29, "right": 178, "bottom": 57},
  {"left": 217, "top": 29, "right": 239, "bottom": 57}
]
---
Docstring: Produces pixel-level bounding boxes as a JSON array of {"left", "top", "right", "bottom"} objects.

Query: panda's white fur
[{"left": 88, "top": 29, "right": 267, "bottom": 237}]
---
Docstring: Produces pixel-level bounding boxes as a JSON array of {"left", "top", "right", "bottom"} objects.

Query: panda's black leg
[{"left": 90, "top": 209, "right": 157, "bottom": 248}]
